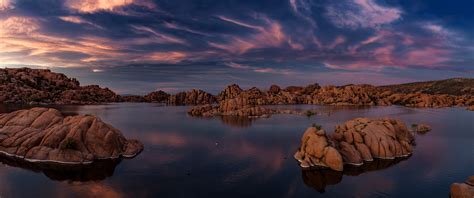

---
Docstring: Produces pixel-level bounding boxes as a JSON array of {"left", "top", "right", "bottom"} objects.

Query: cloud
[
  {"left": 59, "top": 16, "right": 103, "bottom": 29},
  {"left": 210, "top": 15, "right": 287, "bottom": 54},
  {"left": 0, "top": 0, "right": 13, "bottom": 11},
  {"left": 144, "top": 51, "right": 188, "bottom": 63},
  {"left": 325, "top": 0, "right": 402, "bottom": 29},
  {"left": 131, "top": 25, "right": 188, "bottom": 45},
  {"left": 225, "top": 62, "right": 293, "bottom": 75},
  {"left": 64, "top": 0, "right": 155, "bottom": 13}
]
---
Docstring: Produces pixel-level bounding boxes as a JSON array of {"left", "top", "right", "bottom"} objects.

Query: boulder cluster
[
  {"left": 451, "top": 176, "right": 474, "bottom": 198},
  {"left": 294, "top": 118, "right": 417, "bottom": 171},
  {"left": 0, "top": 68, "right": 120, "bottom": 104},
  {"left": 2, "top": 68, "right": 473, "bottom": 109},
  {"left": 0, "top": 108, "right": 143, "bottom": 164},
  {"left": 188, "top": 83, "right": 474, "bottom": 117}
]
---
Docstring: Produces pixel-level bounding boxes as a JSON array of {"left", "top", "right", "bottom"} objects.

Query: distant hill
[{"left": 379, "top": 78, "right": 474, "bottom": 96}]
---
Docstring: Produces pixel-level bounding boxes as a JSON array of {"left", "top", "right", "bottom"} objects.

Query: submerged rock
[
  {"left": 414, "top": 124, "right": 432, "bottom": 133},
  {"left": 451, "top": 176, "right": 474, "bottom": 198},
  {"left": 0, "top": 108, "right": 143, "bottom": 164},
  {"left": 295, "top": 118, "right": 415, "bottom": 171}
]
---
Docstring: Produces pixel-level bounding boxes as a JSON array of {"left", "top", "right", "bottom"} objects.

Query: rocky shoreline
[{"left": 1, "top": 68, "right": 473, "bottom": 112}]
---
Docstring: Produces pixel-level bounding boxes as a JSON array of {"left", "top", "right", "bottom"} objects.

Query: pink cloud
[
  {"left": 404, "top": 47, "right": 450, "bottom": 67},
  {"left": 65, "top": 0, "right": 155, "bottom": 13},
  {"left": 327, "top": 35, "right": 346, "bottom": 49},
  {"left": 0, "top": 0, "right": 13, "bottom": 11},
  {"left": 211, "top": 15, "right": 287, "bottom": 54}
]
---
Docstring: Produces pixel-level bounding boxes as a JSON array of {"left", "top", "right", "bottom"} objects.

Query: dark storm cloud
[{"left": 0, "top": 0, "right": 473, "bottom": 93}]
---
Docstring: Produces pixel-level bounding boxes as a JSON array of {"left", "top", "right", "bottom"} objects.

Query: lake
[{"left": 0, "top": 103, "right": 473, "bottom": 197}]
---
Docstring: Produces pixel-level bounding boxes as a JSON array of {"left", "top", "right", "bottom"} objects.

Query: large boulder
[
  {"left": 332, "top": 118, "right": 414, "bottom": 165},
  {"left": 451, "top": 176, "right": 474, "bottom": 198},
  {"left": 294, "top": 127, "right": 343, "bottom": 171},
  {"left": 0, "top": 108, "right": 143, "bottom": 164}
]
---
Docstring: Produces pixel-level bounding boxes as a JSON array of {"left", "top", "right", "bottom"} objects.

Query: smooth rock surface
[{"left": 0, "top": 108, "right": 143, "bottom": 164}]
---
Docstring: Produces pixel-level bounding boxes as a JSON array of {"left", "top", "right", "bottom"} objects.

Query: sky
[{"left": 0, "top": 0, "right": 473, "bottom": 94}]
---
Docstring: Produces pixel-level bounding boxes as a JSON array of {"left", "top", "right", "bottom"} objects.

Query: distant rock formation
[
  {"left": 0, "top": 68, "right": 120, "bottom": 104},
  {"left": 0, "top": 108, "right": 143, "bottom": 164},
  {"left": 144, "top": 90, "right": 170, "bottom": 103},
  {"left": 168, "top": 89, "right": 216, "bottom": 106},
  {"left": 3, "top": 68, "right": 473, "bottom": 108},
  {"left": 379, "top": 78, "right": 474, "bottom": 96},
  {"left": 294, "top": 118, "right": 415, "bottom": 171},
  {"left": 451, "top": 176, "right": 474, "bottom": 198}
]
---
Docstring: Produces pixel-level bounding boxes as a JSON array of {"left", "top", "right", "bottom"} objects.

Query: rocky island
[
  {"left": 294, "top": 118, "right": 416, "bottom": 171},
  {"left": 0, "top": 107, "right": 143, "bottom": 164}
]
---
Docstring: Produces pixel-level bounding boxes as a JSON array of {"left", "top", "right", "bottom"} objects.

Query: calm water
[{"left": 0, "top": 103, "right": 473, "bottom": 198}]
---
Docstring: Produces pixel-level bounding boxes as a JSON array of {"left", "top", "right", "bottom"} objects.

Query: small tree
[{"left": 312, "top": 123, "right": 322, "bottom": 130}]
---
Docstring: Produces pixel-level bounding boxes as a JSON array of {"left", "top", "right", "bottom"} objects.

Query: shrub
[
  {"left": 305, "top": 110, "right": 316, "bottom": 117},
  {"left": 312, "top": 123, "right": 322, "bottom": 130}
]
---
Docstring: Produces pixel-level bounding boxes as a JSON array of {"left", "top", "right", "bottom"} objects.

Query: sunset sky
[{"left": 0, "top": 0, "right": 473, "bottom": 94}]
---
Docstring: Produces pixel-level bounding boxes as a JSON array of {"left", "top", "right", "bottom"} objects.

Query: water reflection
[
  {"left": 219, "top": 116, "right": 256, "bottom": 128},
  {"left": 302, "top": 157, "right": 410, "bottom": 193},
  {"left": 0, "top": 155, "right": 121, "bottom": 182}
]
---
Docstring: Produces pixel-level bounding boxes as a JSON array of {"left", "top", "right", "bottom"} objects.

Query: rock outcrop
[
  {"left": 293, "top": 127, "right": 343, "bottom": 171},
  {"left": 144, "top": 90, "right": 170, "bottom": 103},
  {"left": 295, "top": 118, "right": 415, "bottom": 171},
  {"left": 217, "top": 84, "right": 243, "bottom": 101},
  {"left": 0, "top": 108, "right": 143, "bottom": 164},
  {"left": 451, "top": 176, "right": 474, "bottom": 198},
  {"left": 168, "top": 89, "right": 216, "bottom": 105},
  {"left": 413, "top": 124, "right": 431, "bottom": 134},
  {"left": 332, "top": 118, "right": 414, "bottom": 166},
  {"left": 0, "top": 68, "right": 120, "bottom": 104}
]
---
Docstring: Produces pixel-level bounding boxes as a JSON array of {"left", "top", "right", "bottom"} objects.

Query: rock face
[
  {"left": 295, "top": 118, "right": 415, "bottom": 171},
  {"left": 144, "top": 90, "right": 170, "bottom": 103},
  {"left": 168, "top": 89, "right": 216, "bottom": 105},
  {"left": 0, "top": 68, "right": 120, "bottom": 104},
  {"left": 294, "top": 127, "right": 343, "bottom": 171},
  {"left": 0, "top": 108, "right": 143, "bottom": 164},
  {"left": 217, "top": 84, "right": 243, "bottom": 101},
  {"left": 332, "top": 118, "right": 414, "bottom": 166},
  {"left": 451, "top": 176, "right": 474, "bottom": 198}
]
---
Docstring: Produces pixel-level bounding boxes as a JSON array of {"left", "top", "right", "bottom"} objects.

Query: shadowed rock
[{"left": 0, "top": 108, "right": 143, "bottom": 164}]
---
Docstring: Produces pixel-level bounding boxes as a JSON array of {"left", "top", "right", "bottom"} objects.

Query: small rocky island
[
  {"left": 0, "top": 108, "right": 143, "bottom": 164},
  {"left": 294, "top": 118, "right": 416, "bottom": 171}
]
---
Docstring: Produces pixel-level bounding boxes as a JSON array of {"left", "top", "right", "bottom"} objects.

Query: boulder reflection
[
  {"left": 302, "top": 157, "right": 409, "bottom": 193},
  {"left": 0, "top": 155, "right": 121, "bottom": 181},
  {"left": 218, "top": 116, "right": 255, "bottom": 128}
]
